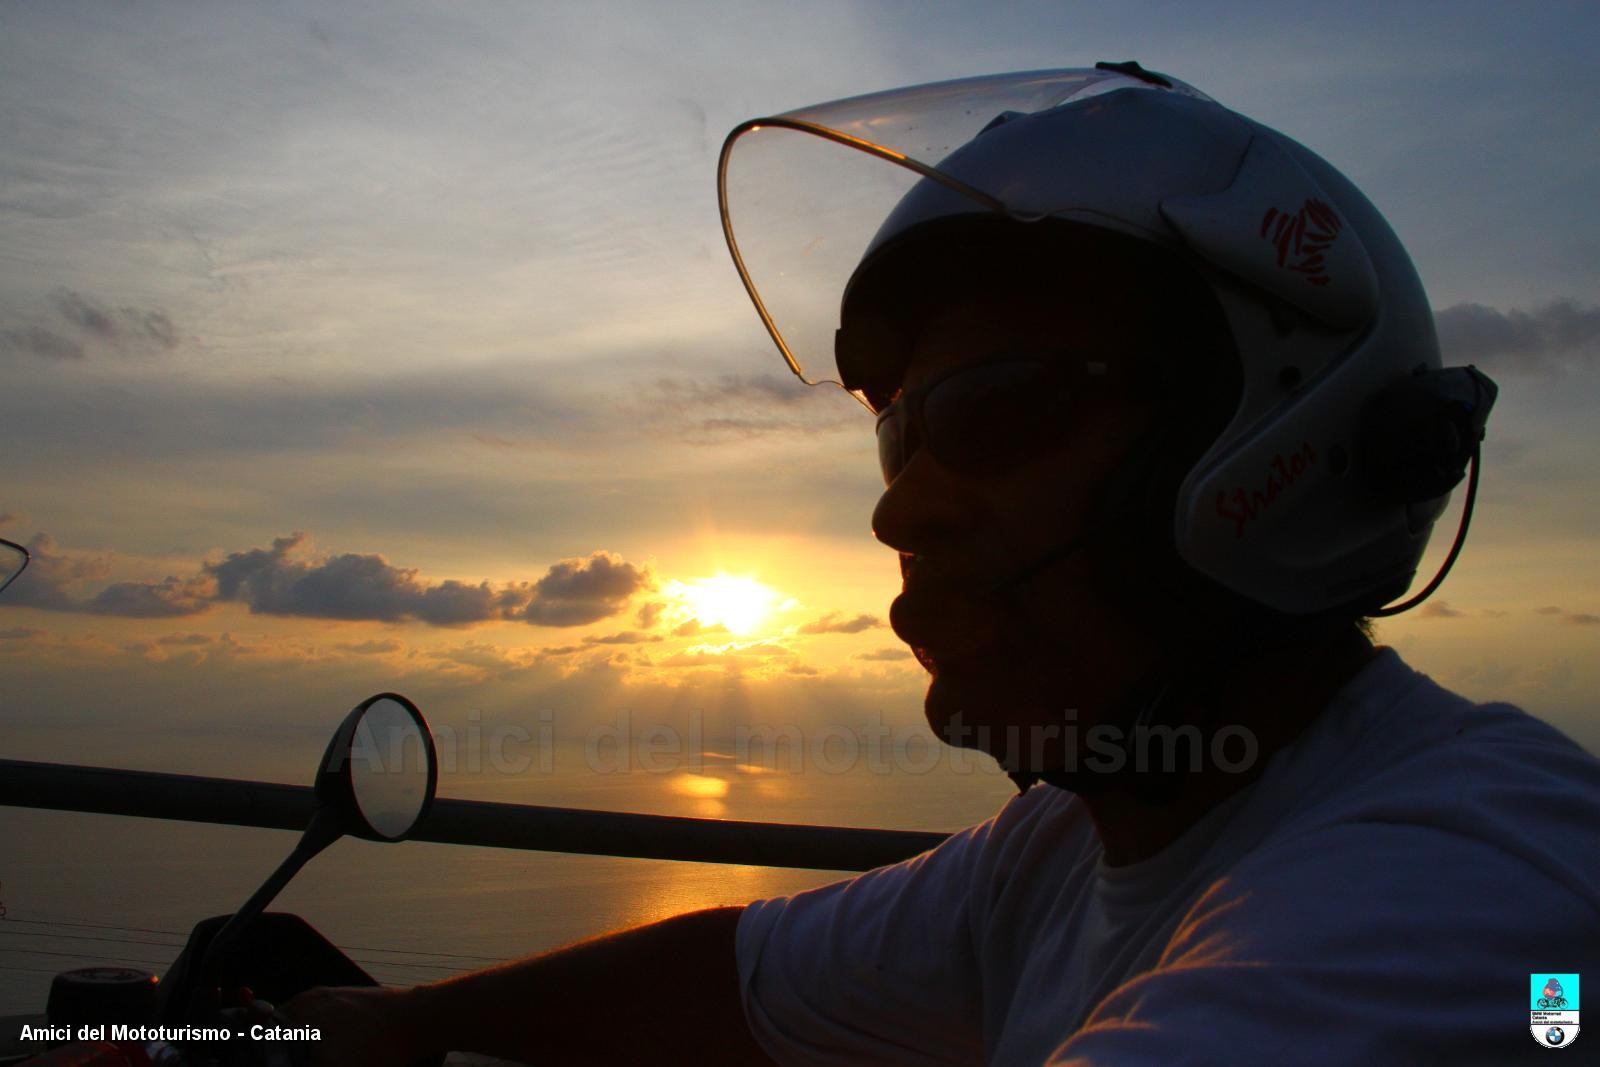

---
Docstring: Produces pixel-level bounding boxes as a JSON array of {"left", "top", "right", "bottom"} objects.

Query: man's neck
[{"left": 1083, "top": 626, "right": 1379, "bottom": 867}]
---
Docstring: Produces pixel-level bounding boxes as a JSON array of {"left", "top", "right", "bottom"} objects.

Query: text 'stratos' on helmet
[{"left": 718, "top": 62, "right": 1496, "bottom": 623}]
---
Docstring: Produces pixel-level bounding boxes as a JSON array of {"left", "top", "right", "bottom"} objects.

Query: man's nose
[{"left": 871, "top": 452, "right": 971, "bottom": 557}]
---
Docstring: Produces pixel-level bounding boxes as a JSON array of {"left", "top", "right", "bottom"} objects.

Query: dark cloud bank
[
  {"left": 1434, "top": 299, "right": 1600, "bottom": 373},
  {"left": 0, "top": 288, "right": 179, "bottom": 362},
  {"left": 3, "top": 532, "right": 652, "bottom": 627}
]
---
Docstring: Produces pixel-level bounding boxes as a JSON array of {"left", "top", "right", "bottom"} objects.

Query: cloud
[
  {"left": 0, "top": 325, "right": 83, "bottom": 361},
  {"left": 52, "top": 291, "right": 118, "bottom": 341},
  {"left": 0, "top": 627, "right": 43, "bottom": 640},
  {"left": 1434, "top": 299, "right": 1600, "bottom": 374},
  {"left": 730, "top": 640, "right": 792, "bottom": 657},
  {"left": 87, "top": 576, "right": 214, "bottom": 617},
  {"left": 158, "top": 633, "right": 213, "bottom": 647},
  {"left": 3, "top": 534, "right": 208, "bottom": 617},
  {"left": 206, "top": 532, "right": 517, "bottom": 625},
  {"left": 335, "top": 638, "right": 405, "bottom": 655},
  {"left": 1417, "top": 600, "right": 1463, "bottom": 619},
  {"left": 427, "top": 641, "right": 537, "bottom": 680},
  {"left": 583, "top": 630, "right": 663, "bottom": 645},
  {"left": 1531, "top": 605, "right": 1599, "bottom": 626},
  {"left": 798, "top": 611, "right": 882, "bottom": 634},
  {"left": 672, "top": 618, "right": 728, "bottom": 638},
  {"left": 655, "top": 638, "right": 794, "bottom": 669},
  {"left": 664, "top": 374, "right": 813, "bottom": 407},
  {"left": 0, "top": 363, "right": 605, "bottom": 473},
  {"left": 517, "top": 550, "right": 653, "bottom": 627},
  {"left": 0, "top": 290, "right": 180, "bottom": 363},
  {"left": 635, "top": 601, "right": 665, "bottom": 628},
  {"left": 50, "top": 289, "right": 179, "bottom": 351},
  {"left": 647, "top": 374, "right": 859, "bottom": 443},
  {"left": 4, "top": 530, "right": 656, "bottom": 629},
  {"left": 853, "top": 647, "right": 912, "bottom": 661},
  {"left": 659, "top": 649, "right": 746, "bottom": 668}
]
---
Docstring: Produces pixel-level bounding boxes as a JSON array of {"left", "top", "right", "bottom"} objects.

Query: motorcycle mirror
[
  {"left": 179, "top": 693, "right": 436, "bottom": 1017},
  {"left": 0, "top": 537, "right": 28, "bottom": 597},
  {"left": 316, "top": 692, "right": 438, "bottom": 841}
]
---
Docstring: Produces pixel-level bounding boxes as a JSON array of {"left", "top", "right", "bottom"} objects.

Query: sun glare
[{"left": 671, "top": 574, "right": 786, "bottom": 636}]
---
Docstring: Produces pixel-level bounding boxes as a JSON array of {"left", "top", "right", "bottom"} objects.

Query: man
[{"left": 290, "top": 64, "right": 1600, "bottom": 1064}]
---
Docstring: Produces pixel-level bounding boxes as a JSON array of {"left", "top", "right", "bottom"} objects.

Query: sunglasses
[{"left": 874, "top": 356, "right": 1108, "bottom": 485}]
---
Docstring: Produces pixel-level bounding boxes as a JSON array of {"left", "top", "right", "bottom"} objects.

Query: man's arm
[{"left": 285, "top": 905, "right": 777, "bottom": 1067}]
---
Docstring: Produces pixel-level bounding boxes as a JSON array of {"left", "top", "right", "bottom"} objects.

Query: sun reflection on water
[{"left": 671, "top": 773, "right": 731, "bottom": 799}]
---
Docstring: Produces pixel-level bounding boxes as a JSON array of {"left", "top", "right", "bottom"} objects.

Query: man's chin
[{"left": 924, "top": 671, "right": 1049, "bottom": 771}]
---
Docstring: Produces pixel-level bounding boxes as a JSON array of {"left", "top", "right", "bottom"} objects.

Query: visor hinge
[{"left": 1094, "top": 60, "right": 1173, "bottom": 88}]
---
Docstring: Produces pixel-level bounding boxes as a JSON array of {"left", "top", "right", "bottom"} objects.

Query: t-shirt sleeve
[
  {"left": 736, "top": 800, "right": 1023, "bottom": 1067},
  {"left": 1043, "top": 822, "right": 1600, "bottom": 1066}
]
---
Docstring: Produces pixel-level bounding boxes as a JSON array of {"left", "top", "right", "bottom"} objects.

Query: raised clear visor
[
  {"left": 717, "top": 67, "right": 1211, "bottom": 401},
  {"left": 718, "top": 124, "right": 942, "bottom": 396},
  {"left": 0, "top": 537, "right": 28, "bottom": 596}
]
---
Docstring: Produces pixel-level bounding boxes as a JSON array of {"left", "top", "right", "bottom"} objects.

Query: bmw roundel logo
[{"left": 1547, "top": 1026, "right": 1566, "bottom": 1046}]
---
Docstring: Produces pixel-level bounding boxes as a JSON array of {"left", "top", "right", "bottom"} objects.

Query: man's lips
[{"left": 888, "top": 582, "right": 1005, "bottom": 669}]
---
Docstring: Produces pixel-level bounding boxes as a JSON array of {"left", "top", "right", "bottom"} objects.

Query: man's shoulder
[
  {"left": 967, "top": 775, "right": 1100, "bottom": 883},
  {"left": 1230, "top": 649, "right": 1600, "bottom": 916},
  {"left": 1273, "top": 647, "right": 1600, "bottom": 811}
]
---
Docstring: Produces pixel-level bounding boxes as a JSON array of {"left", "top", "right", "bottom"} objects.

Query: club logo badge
[{"left": 1531, "top": 974, "right": 1580, "bottom": 1049}]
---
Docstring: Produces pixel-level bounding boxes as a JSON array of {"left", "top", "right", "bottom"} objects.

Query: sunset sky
[{"left": 1, "top": 0, "right": 1597, "bottom": 798}]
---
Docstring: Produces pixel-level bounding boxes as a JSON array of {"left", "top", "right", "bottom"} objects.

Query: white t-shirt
[{"left": 737, "top": 650, "right": 1600, "bottom": 1065}]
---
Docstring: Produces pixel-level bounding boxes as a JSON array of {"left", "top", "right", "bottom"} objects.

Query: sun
[{"left": 670, "top": 574, "right": 787, "bottom": 636}]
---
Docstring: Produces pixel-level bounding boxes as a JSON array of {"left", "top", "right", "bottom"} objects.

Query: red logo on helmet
[
  {"left": 1216, "top": 441, "right": 1318, "bottom": 539},
  {"left": 1260, "top": 199, "right": 1341, "bottom": 287}
]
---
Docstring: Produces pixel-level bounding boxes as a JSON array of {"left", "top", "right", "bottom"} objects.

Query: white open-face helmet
[{"left": 718, "top": 63, "right": 1494, "bottom": 618}]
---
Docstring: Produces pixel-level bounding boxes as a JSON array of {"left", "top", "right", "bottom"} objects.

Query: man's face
[{"left": 870, "top": 281, "right": 1163, "bottom": 772}]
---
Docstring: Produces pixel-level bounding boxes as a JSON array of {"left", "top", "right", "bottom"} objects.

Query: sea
[{"left": 0, "top": 736, "right": 1018, "bottom": 1015}]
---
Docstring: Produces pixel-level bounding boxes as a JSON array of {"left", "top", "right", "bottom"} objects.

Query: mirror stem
[{"left": 193, "top": 811, "right": 343, "bottom": 1008}]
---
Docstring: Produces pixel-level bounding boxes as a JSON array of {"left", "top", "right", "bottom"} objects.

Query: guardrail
[{"left": 0, "top": 759, "right": 949, "bottom": 872}]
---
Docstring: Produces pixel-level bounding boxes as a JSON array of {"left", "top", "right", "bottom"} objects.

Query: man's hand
[
  {"left": 281, "top": 984, "right": 428, "bottom": 1067},
  {"left": 277, "top": 907, "right": 773, "bottom": 1066}
]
